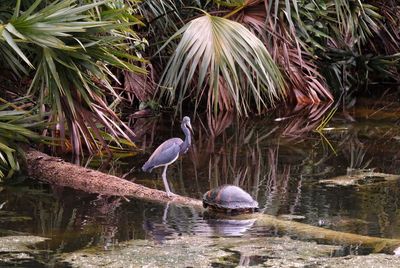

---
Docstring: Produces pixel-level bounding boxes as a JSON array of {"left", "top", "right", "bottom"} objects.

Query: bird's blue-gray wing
[{"left": 142, "top": 138, "right": 183, "bottom": 172}]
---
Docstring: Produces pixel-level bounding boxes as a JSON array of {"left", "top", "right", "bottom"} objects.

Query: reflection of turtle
[
  {"left": 204, "top": 218, "right": 256, "bottom": 236},
  {"left": 202, "top": 185, "right": 259, "bottom": 214}
]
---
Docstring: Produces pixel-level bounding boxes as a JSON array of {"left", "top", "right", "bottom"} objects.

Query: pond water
[{"left": 1, "top": 97, "right": 400, "bottom": 266}]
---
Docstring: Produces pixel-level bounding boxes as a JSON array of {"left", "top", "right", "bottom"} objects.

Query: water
[{"left": 2, "top": 98, "right": 400, "bottom": 265}]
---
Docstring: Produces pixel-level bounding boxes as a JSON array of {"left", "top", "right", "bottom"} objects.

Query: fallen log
[
  {"left": 254, "top": 214, "right": 400, "bottom": 254},
  {"left": 25, "top": 149, "right": 400, "bottom": 254},
  {"left": 25, "top": 149, "right": 203, "bottom": 208},
  {"left": 319, "top": 170, "right": 400, "bottom": 186}
]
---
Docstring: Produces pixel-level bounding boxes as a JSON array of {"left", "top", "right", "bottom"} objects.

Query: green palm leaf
[
  {"left": 159, "top": 14, "right": 286, "bottom": 116},
  {"left": 0, "top": 0, "right": 145, "bottom": 155},
  {"left": 0, "top": 98, "right": 46, "bottom": 179}
]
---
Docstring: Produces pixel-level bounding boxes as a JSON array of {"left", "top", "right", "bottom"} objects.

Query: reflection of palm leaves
[
  {"left": 338, "top": 131, "right": 372, "bottom": 170},
  {"left": 193, "top": 113, "right": 277, "bottom": 189},
  {"left": 277, "top": 103, "right": 333, "bottom": 138},
  {"left": 189, "top": 103, "right": 335, "bottom": 192},
  {"left": 207, "top": 112, "right": 234, "bottom": 138}
]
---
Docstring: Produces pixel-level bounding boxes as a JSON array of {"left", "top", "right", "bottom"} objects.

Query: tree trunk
[
  {"left": 25, "top": 149, "right": 400, "bottom": 254},
  {"left": 25, "top": 149, "right": 203, "bottom": 208}
]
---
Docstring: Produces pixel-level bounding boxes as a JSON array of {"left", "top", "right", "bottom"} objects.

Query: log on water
[
  {"left": 25, "top": 149, "right": 400, "bottom": 254},
  {"left": 254, "top": 214, "right": 400, "bottom": 254},
  {"left": 25, "top": 149, "right": 203, "bottom": 208}
]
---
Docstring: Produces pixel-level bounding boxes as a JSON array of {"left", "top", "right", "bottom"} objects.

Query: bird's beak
[{"left": 188, "top": 123, "right": 194, "bottom": 134}]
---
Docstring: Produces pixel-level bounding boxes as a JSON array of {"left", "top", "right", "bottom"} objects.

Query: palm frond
[
  {"left": 229, "top": 1, "right": 332, "bottom": 104},
  {"left": 0, "top": 0, "right": 146, "bottom": 155},
  {"left": 0, "top": 98, "right": 46, "bottom": 179},
  {"left": 159, "top": 14, "right": 286, "bottom": 116}
]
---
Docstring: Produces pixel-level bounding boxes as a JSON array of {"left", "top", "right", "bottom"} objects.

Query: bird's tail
[{"left": 142, "top": 162, "right": 153, "bottom": 172}]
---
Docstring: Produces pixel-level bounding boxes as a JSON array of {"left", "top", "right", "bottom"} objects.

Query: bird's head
[{"left": 181, "top": 116, "right": 193, "bottom": 134}]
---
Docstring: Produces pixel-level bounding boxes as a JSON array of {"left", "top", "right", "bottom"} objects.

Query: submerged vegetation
[{"left": 0, "top": 0, "right": 399, "bottom": 176}]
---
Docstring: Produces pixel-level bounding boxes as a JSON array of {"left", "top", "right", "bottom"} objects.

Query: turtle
[{"left": 202, "top": 185, "right": 259, "bottom": 214}]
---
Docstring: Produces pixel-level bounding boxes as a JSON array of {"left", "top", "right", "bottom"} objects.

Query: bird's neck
[{"left": 180, "top": 125, "right": 191, "bottom": 154}]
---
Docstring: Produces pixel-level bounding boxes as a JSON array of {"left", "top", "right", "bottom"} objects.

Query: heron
[{"left": 142, "top": 116, "right": 193, "bottom": 197}]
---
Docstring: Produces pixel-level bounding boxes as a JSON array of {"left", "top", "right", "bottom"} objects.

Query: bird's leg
[{"left": 162, "top": 165, "right": 173, "bottom": 197}]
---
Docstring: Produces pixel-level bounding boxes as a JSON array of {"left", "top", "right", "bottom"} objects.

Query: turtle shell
[{"left": 203, "top": 185, "right": 259, "bottom": 213}]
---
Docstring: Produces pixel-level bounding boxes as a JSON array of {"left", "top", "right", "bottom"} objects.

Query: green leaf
[
  {"left": 12, "top": 0, "right": 21, "bottom": 19},
  {"left": 1, "top": 28, "right": 34, "bottom": 68}
]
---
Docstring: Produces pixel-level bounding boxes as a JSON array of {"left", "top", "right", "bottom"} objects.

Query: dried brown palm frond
[
  {"left": 230, "top": 0, "right": 333, "bottom": 104},
  {"left": 366, "top": 0, "right": 400, "bottom": 55},
  {"left": 124, "top": 68, "right": 156, "bottom": 103},
  {"left": 276, "top": 48, "right": 333, "bottom": 104}
]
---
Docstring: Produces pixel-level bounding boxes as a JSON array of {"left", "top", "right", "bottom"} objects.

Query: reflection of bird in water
[
  {"left": 142, "top": 116, "right": 193, "bottom": 197},
  {"left": 142, "top": 203, "right": 177, "bottom": 244},
  {"left": 142, "top": 220, "right": 176, "bottom": 244},
  {"left": 142, "top": 203, "right": 255, "bottom": 244}
]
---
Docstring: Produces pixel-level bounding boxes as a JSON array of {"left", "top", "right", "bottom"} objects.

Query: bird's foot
[{"left": 166, "top": 192, "right": 177, "bottom": 198}]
